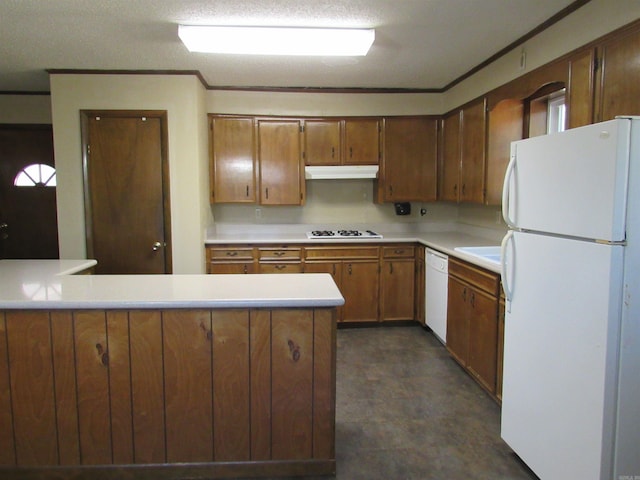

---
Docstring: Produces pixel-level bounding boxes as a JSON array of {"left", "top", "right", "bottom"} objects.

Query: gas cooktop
[{"left": 306, "top": 229, "right": 383, "bottom": 239}]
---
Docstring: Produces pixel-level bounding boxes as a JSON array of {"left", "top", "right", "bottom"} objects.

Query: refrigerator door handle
[
  {"left": 501, "top": 230, "right": 514, "bottom": 307},
  {"left": 502, "top": 154, "right": 516, "bottom": 228}
]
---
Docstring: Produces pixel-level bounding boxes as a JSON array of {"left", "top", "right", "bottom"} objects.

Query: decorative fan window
[{"left": 14, "top": 163, "right": 57, "bottom": 187}]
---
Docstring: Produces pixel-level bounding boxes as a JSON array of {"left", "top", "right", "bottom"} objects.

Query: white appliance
[
  {"left": 500, "top": 117, "right": 640, "bottom": 480},
  {"left": 425, "top": 248, "right": 448, "bottom": 343},
  {"left": 306, "top": 229, "right": 382, "bottom": 239}
]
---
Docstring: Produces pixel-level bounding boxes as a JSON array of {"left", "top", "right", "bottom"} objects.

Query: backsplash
[{"left": 211, "top": 178, "right": 506, "bottom": 234}]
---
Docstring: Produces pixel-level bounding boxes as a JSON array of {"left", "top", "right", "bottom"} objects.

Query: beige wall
[
  {"left": 444, "top": 0, "right": 640, "bottom": 109},
  {"left": 49, "top": 74, "right": 211, "bottom": 273}
]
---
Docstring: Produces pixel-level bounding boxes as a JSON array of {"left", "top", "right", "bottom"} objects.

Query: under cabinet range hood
[{"left": 304, "top": 165, "right": 379, "bottom": 180}]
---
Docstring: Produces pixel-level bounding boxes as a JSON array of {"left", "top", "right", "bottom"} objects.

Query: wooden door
[
  {"left": 304, "top": 119, "right": 341, "bottom": 166},
  {"left": 210, "top": 116, "right": 255, "bottom": 203},
  {"left": 0, "top": 125, "right": 58, "bottom": 259},
  {"left": 258, "top": 120, "right": 304, "bottom": 205},
  {"left": 597, "top": 27, "right": 640, "bottom": 121},
  {"left": 440, "top": 111, "right": 461, "bottom": 202},
  {"left": 382, "top": 117, "right": 438, "bottom": 202},
  {"left": 82, "top": 111, "right": 171, "bottom": 274},
  {"left": 460, "top": 99, "right": 486, "bottom": 204},
  {"left": 343, "top": 119, "right": 379, "bottom": 165}
]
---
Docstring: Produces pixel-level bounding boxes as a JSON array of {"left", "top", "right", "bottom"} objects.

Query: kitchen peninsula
[{"left": 0, "top": 260, "right": 343, "bottom": 479}]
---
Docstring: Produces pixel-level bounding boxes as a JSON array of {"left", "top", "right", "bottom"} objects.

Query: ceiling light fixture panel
[{"left": 178, "top": 25, "right": 375, "bottom": 56}]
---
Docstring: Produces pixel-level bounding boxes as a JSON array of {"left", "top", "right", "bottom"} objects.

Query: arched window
[{"left": 13, "top": 163, "right": 56, "bottom": 187}]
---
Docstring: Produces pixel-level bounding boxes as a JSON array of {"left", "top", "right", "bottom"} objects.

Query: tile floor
[{"left": 243, "top": 324, "right": 538, "bottom": 480}]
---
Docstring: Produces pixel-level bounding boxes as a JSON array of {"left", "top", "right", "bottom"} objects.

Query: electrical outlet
[{"left": 255, "top": 208, "right": 261, "bottom": 220}]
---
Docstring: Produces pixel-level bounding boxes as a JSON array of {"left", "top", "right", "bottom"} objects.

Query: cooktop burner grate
[{"left": 306, "top": 229, "right": 383, "bottom": 239}]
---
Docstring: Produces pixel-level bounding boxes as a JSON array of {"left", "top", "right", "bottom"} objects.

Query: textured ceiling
[{"left": 0, "top": 0, "right": 579, "bottom": 92}]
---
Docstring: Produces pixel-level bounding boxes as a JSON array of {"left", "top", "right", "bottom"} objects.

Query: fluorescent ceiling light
[{"left": 178, "top": 25, "right": 375, "bottom": 56}]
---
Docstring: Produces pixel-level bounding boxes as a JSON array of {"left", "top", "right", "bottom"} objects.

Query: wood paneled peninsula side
[{"left": 0, "top": 260, "right": 343, "bottom": 479}]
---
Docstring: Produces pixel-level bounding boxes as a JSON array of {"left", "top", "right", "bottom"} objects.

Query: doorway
[
  {"left": 0, "top": 124, "right": 59, "bottom": 259},
  {"left": 81, "top": 111, "right": 172, "bottom": 274}
]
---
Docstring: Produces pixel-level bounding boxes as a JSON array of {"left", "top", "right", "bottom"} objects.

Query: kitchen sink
[{"left": 454, "top": 246, "right": 501, "bottom": 265}]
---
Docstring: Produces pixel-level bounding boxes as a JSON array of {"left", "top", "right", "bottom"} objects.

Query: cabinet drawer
[
  {"left": 258, "top": 247, "right": 301, "bottom": 261},
  {"left": 207, "top": 247, "right": 255, "bottom": 262},
  {"left": 259, "top": 263, "right": 303, "bottom": 274},
  {"left": 304, "top": 246, "right": 379, "bottom": 260},
  {"left": 449, "top": 257, "right": 499, "bottom": 296},
  {"left": 382, "top": 245, "right": 415, "bottom": 258}
]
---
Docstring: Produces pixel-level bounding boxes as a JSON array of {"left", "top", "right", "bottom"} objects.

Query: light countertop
[
  {"left": 0, "top": 259, "right": 344, "bottom": 310},
  {"left": 205, "top": 227, "right": 504, "bottom": 274}
]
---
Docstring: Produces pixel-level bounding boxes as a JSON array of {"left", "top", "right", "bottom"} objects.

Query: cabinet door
[
  {"left": 460, "top": 99, "right": 487, "bottom": 204},
  {"left": 597, "top": 27, "right": 640, "bottom": 122},
  {"left": 210, "top": 117, "right": 255, "bottom": 203},
  {"left": 440, "top": 111, "right": 461, "bottom": 202},
  {"left": 258, "top": 120, "right": 304, "bottom": 205},
  {"left": 485, "top": 99, "right": 523, "bottom": 205},
  {"left": 380, "top": 258, "right": 415, "bottom": 321},
  {"left": 446, "top": 276, "right": 469, "bottom": 365},
  {"left": 466, "top": 288, "right": 499, "bottom": 394},
  {"left": 341, "top": 260, "right": 379, "bottom": 322},
  {"left": 304, "top": 120, "right": 341, "bottom": 166},
  {"left": 567, "top": 48, "right": 596, "bottom": 129},
  {"left": 343, "top": 119, "right": 380, "bottom": 165},
  {"left": 381, "top": 117, "right": 437, "bottom": 202}
]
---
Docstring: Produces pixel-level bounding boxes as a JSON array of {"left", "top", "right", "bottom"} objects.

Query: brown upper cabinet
[
  {"left": 304, "top": 118, "right": 380, "bottom": 166},
  {"left": 440, "top": 99, "right": 486, "bottom": 204},
  {"left": 209, "top": 115, "right": 305, "bottom": 206},
  {"left": 485, "top": 99, "right": 523, "bottom": 206},
  {"left": 440, "top": 110, "right": 461, "bottom": 202},
  {"left": 303, "top": 119, "right": 341, "bottom": 165},
  {"left": 343, "top": 118, "right": 381, "bottom": 165},
  {"left": 595, "top": 25, "right": 640, "bottom": 123},
  {"left": 257, "top": 119, "right": 305, "bottom": 205},
  {"left": 460, "top": 99, "right": 487, "bottom": 204},
  {"left": 378, "top": 116, "right": 438, "bottom": 202},
  {"left": 209, "top": 116, "right": 255, "bottom": 203}
]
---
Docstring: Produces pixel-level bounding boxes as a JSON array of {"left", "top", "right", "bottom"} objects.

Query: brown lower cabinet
[
  {"left": 206, "top": 243, "right": 418, "bottom": 324},
  {"left": 0, "top": 307, "right": 336, "bottom": 478},
  {"left": 446, "top": 257, "right": 501, "bottom": 398}
]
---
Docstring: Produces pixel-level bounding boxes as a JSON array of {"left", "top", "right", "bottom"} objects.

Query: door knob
[
  {"left": 0, "top": 223, "right": 7, "bottom": 240},
  {"left": 152, "top": 241, "right": 162, "bottom": 251}
]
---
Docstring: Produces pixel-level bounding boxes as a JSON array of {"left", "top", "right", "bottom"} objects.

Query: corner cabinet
[
  {"left": 378, "top": 117, "right": 438, "bottom": 202},
  {"left": 446, "top": 257, "right": 500, "bottom": 397}
]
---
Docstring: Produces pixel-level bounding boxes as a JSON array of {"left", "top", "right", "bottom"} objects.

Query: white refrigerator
[{"left": 500, "top": 117, "right": 640, "bottom": 480}]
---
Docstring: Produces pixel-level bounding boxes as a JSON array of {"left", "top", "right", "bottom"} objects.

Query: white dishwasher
[{"left": 425, "top": 248, "right": 448, "bottom": 344}]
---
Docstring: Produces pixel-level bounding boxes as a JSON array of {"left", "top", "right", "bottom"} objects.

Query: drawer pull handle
[
  {"left": 274, "top": 251, "right": 285, "bottom": 257},
  {"left": 226, "top": 251, "right": 238, "bottom": 257},
  {"left": 394, "top": 249, "right": 404, "bottom": 254},
  {"left": 275, "top": 265, "right": 287, "bottom": 270}
]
